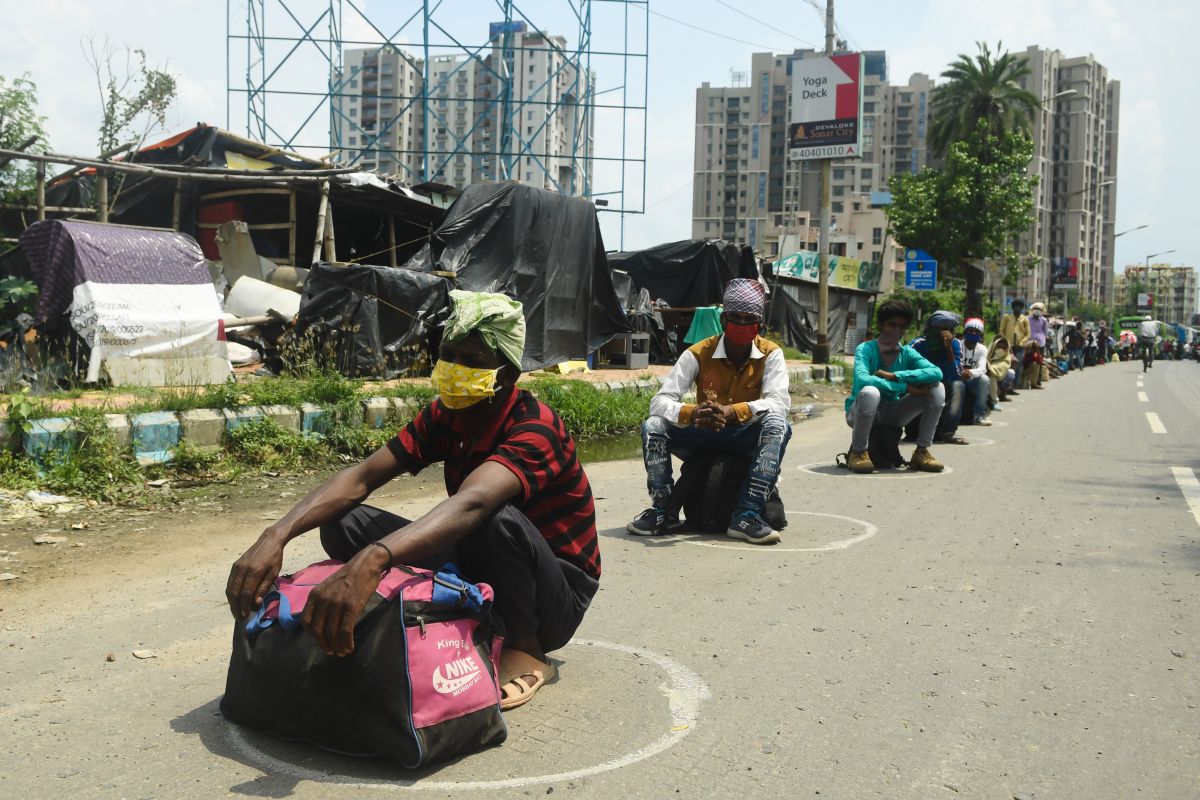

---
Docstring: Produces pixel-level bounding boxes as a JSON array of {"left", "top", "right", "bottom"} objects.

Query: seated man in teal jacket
[{"left": 844, "top": 299, "right": 946, "bottom": 473}]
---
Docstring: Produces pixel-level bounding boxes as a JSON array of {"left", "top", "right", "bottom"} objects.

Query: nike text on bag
[{"left": 220, "top": 560, "right": 507, "bottom": 768}]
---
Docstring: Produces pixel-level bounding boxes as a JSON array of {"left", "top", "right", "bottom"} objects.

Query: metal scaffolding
[{"left": 226, "top": 0, "right": 647, "bottom": 230}]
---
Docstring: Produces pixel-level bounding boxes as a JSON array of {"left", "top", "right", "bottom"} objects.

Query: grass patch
[
  {"left": 37, "top": 410, "right": 145, "bottom": 503},
  {"left": 524, "top": 378, "right": 651, "bottom": 439}
]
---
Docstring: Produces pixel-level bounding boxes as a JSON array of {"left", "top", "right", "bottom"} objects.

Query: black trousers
[{"left": 320, "top": 503, "right": 598, "bottom": 654}]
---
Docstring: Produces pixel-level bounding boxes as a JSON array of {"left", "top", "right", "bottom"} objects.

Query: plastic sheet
[
  {"left": 607, "top": 239, "right": 757, "bottom": 309},
  {"left": 403, "top": 182, "right": 630, "bottom": 371},
  {"left": 292, "top": 263, "right": 452, "bottom": 378}
]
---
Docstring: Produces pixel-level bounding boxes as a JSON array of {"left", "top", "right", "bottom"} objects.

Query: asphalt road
[{"left": 2, "top": 359, "right": 1199, "bottom": 799}]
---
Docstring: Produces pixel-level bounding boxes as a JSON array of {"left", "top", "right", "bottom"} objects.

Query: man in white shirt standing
[
  {"left": 627, "top": 279, "right": 791, "bottom": 544},
  {"left": 961, "top": 318, "right": 992, "bottom": 426}
]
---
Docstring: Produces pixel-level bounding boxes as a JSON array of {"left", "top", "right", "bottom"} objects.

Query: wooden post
[
  {"left": 323, "top": 202, "right": 337, "bottom": 264},
  {"left": 35, "top": 161, "right": 45, "bottom": 222},
  {"left": 97, "top": 169, "right": 109, "bottom": 223},
  {"left": 288, "top": 187, "right": 297, "bottom": 267},
  {"left": 171, "top": 178, "right": 183, "bottom": 231},
  {"left": 387, "top": 213, "right": 397, "bottom": 267},
  {"left": 311, "top": 180, "right": 329, "bottom": 265}
]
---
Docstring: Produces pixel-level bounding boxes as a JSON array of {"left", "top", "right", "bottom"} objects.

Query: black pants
[{"left": 320, "top": 503, "right": 598, "bottom": 654}]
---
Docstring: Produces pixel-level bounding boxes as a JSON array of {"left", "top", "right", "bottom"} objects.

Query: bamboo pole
[
  {"left": 311, "top": 180, "right": 330, "bottom": 265},
  {"left": 35, "top": 161, "right": 46, "bottom": 222},
  {"left": 171, "top": 178, "right": 183, "bottom": 231},
  {"left": 323, "top": 201, "right": 337, "bottom": 264},
  {"left": 288, "top": 187, "right": 297, "bottom": 267},
  {"left": 0, "top": 135, "right": 37, "bottom": 169},
  {"left": 0, "top": 203, "right": 97, "bottom": 214},
  {"left": 97, "top": 169, "right": 109, "bottom": 223},
  {"left": 387, "top": 213, "right": 397, "bottom": 267},
  {"left": 0, "top": 148, "right": 347, "bottom": 185}
]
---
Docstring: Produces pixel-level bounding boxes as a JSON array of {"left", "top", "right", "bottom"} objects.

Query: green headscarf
[{"left": 443, "top": 289, "right": 526, "bottom": 369}]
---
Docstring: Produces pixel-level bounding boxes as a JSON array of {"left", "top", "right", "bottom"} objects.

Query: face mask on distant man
[{"left": 964, "top": 332, "right": 983, "bottom": 346}]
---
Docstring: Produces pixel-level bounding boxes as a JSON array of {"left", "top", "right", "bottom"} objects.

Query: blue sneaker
[
  {"left": 627, "top": 507, "right": 682, "bottom": 536},
  {"left": 725, "top": 512, "right": 781, "bottom": 545}
]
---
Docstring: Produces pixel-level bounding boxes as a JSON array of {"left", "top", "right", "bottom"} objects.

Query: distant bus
[{"left": 1117, "top": 315, "right": 1177, "bottom": 341}]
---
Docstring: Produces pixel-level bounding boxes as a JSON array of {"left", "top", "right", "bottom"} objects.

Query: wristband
[{"left": 367, "top": 540, "right": 394, "bottom": 571}]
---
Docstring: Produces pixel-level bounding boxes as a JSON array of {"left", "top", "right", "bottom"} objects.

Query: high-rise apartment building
[
  {"left": 331, "top": 26, "right": 594, "bottom": 193},
  {"left": 692, "top": 49, "right": 931, "bottom": 259},
  {"left": 1010, "top": 47, "right": 1120, "bottom": 308},
  {"left": 692, "top": 46, "right": 1119, "bottom": 308},
  {"left": 1115, "top": 265, "right": 1197, "bottom": 325}
]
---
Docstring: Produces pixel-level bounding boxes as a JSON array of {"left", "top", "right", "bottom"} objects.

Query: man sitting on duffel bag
[
  {"left": 627, "top": 278, "right": 792, "bottom": 544},
  {"left": 226, "top": 290, "right": 599, "bottom": 711}
]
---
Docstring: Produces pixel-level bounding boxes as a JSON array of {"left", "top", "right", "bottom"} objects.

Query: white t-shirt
[
  {"left": 960, "top": 341, "right": 988, "bottom": 379},
  {"left": 1138, "top": 320, "right": 1158, "bottom": 339}
]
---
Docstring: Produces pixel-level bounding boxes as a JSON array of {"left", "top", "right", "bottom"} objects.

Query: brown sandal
[{"left": 498, "top": 649, "right": 557, "bottom": 711}]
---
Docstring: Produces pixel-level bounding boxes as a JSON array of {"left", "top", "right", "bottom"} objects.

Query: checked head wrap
[
  {"left": 442, "top": 289, "right": 526, "bottom": 370},
  {"left": 722, "top": 278, "right": 765, "bottom": 318}
]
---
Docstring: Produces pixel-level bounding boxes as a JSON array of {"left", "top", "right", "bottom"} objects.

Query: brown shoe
[
  {"left": 909, "top": 446, "right": 944, "bottom": 473},
  {"left": 847, "top": 450, "right": 875, "bottom": 474}
]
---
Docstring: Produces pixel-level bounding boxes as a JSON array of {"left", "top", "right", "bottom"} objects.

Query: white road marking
[
  {"left": 677, "top": 510, "right": 879, "bottom": 553},
  {"left": 225, "top": 639, "right": 708, "bottom": 791},
  {"left": 1138, "top": 392, "right": 1149, "bottom": 402},
  {"left": 1170, "top": 467, "right": 1200, "bottom": 530},
  {"left": 1146, "top": 412, "right": 1167, "bottom": 434}
]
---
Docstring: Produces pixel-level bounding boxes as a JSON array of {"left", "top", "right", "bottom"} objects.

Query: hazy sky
[{"left": 5, "top": 0, "right": 1196, "bottom": 276}]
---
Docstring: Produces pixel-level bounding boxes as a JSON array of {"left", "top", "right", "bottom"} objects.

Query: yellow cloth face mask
[{"left": 431, "top": 360, "right": 500, "bottom": 410}]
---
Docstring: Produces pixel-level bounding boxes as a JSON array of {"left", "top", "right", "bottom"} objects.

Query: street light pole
[
  {"left": 813, "top": 0, "right": 836, "bottom": 364},
  {"left": 1144, "top": 249, "right": 1177, "bottom": 320}
]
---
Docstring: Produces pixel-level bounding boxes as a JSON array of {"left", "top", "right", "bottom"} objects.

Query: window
[
  {"left": 861, "top": 168, "right": 873, "bottom": 180},
  {"left": 872, "top": 227, "right": 883, "bottom": 245},
  {"left": 350, "top": 108, "right": 358, "bottom": 117},
  {"left": 833, "top": 168, "right": 846, "bottom": 180},
  {"left": 348, "top": 136, "right": 357, "bottom": 145},
  {"left": 863, "top": 102, "right": 875, "bottom": 113},
  {"left": 351, "top": 78, "right": 359, "bottom": 88}
]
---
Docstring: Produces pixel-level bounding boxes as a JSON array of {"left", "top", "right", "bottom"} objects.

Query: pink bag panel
[
  {"left": 264, "top": 561, "right": 436, "bottom": 620},
  {"left": 407, "top": 615, "right": 503, "bottom": 728}
]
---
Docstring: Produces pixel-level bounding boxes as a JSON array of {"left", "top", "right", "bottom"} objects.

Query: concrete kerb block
[
  {"left": 23, "top": 417, "right": 74, "bottom": 462},
  {"left": 363, "top": 397, "right": 390, "bottom": 430},
  {"left": 104, "top": 414, "right": 132, "bottom": 450},
  {"left": 827, "top": 365, "right": 846, "bottom": 384},
  {"left": 130, "top": 411, "right": 181, "bottom": 465},
  {"left": 223, "top": 406, "right": 265, "bottom": 434},
  {"left": 809, "top": 365, "right": 828, "bottom": 381},
  {"left": 179, "top": 409, "right": 225, "bottom": 450},
  {"left": 300, "top": 403, "right": 333, "bottom": 436},
  {"left": 790, "top": 366, "right": 814, "bottom": 384},
  {"left": 260, "top": 404, "right": 301, "bottom": 431},
  {"left": 605, "top": 381, "right": 625, "bottom": 393},
  {"left": 593, "top": 381, "right": 611, "bottom": 393}
]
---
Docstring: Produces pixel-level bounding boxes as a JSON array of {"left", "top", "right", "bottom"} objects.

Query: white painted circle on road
[
  {"left": 797, "top": 461, "right": 955, "bottom": 479},
  {"left": 676, "top": 510, "right": 879, "bottom": 552},
  {"left": 225, "top": 638, "right": 708, "bottom": 791}
]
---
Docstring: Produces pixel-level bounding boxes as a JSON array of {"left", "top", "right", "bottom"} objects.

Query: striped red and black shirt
[{"left": 387, "top": 389, "right": 600, "bottom": 579}]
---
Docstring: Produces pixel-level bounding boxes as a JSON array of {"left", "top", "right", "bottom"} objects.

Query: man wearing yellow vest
[{"left": 628, "top": 279, "right": 791, "bottom": 544}]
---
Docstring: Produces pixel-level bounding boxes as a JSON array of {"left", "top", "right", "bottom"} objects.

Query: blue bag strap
[
  {"left": 244, "top": 590, "right": 281, "bottom": 637},
  {"left": 275, "top": 591, "right": 302, "bottom": 631}
]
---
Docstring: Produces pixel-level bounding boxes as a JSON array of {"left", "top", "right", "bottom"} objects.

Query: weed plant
[{"left": 524, "top": 378, "right": 651, "bottom": 439}]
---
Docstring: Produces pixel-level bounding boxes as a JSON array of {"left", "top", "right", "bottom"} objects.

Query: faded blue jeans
[{"left": 641, "top": 411, "right": 792, "bottom": 518}]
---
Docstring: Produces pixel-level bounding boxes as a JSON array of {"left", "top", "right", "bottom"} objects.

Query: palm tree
[{"left": 928, "top": 42, "right": 1040, "bottom": 157}]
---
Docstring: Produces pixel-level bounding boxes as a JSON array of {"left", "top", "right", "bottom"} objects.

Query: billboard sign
[
  {"left": 772, "top": 250, "right": 882, "bottom": 293},
  {"left": 788, "top": 53, "right": 863, "bottom": 161},
  {"left": 1052, "top": 256, "right": 1080, "bottom": 290},
  {"left": 1137, "top": 292, "right": 1153, "bottom": 313}
]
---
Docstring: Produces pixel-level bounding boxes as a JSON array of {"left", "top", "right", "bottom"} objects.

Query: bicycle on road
[{"left": 1138, "top": 337, "right": 1155, "bottom": 372}]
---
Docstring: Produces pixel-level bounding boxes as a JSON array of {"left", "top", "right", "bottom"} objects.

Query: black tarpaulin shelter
[
  {"left": 606, "top": 239, "right": 758, "bottom": 308},
  {"left": 402, "top": 182, "right": 630, "bottom": 371},
  {"left": 291, "top": 263, "right": 452, "bottom": 379},
  {"left": 32, "top": 125, "right": 445, "bottom": 268}
]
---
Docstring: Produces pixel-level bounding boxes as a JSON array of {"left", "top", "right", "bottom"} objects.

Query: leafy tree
[
  {"left": 0, "top": 73, "right": 47, "bottom": 203},
  {"left": 929, "top": 42, "right": 1040, "bottom": 157},
  {"left": 887, "top": 125, "right": 1038, "bottom": 318},
  {"left": 83, "top": 37, "right": 177, "bottom": 155}
]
